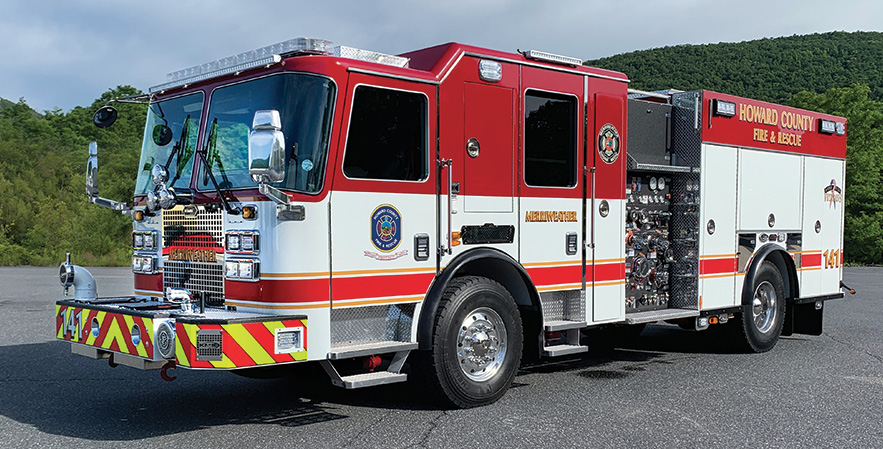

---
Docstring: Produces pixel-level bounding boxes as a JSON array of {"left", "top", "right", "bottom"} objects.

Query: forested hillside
[
  {"left": 0, "top": 87, "right": 145, "bottom": 266},
  {"left": 0, "top": 32, "right": 881, "bottom": 265},
  {"left": 588, "top": 31, "right": 883, "bottom": 265},
  {"left": 586, "top": 31, "right": 883, "bottom": 104}
]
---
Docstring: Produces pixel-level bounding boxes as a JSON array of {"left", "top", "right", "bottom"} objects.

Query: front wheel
[
  {"left": 735, "top": 261, "right": 786, "bottom": 352},
  {"left": 416, "top": 276, "right": 523, "bottom": 408}
]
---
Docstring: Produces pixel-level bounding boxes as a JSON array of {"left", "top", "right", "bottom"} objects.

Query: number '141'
[{"left": 823, "top": 249, "right": 841, "bottom": 269}]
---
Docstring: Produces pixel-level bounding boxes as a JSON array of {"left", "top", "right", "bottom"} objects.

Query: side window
[
  {"left": 524, "top": 90, "right": 577, "bottom": 187},
  {"left": 343, "top": 86, "right": 427, "bottom": 181}
]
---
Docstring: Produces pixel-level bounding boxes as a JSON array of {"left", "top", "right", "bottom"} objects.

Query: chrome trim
[{"left": 346, "top": 67, "right": 440, "bottom": 85}]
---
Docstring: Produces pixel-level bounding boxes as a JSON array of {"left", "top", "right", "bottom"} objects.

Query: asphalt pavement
[{"left": 0, "top": 266, "right": 880, "bottom": 448}]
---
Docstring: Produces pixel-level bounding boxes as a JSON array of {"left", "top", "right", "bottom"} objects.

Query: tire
[
  {"left": 735, "top": 261, "right": 786, "bottom": 353},
  {"left": 416, "top": 276, "right": 523, "bottom": 408}
]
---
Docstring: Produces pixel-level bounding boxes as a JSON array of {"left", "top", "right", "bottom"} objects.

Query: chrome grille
[
  {"left": 162, "top": 206, "right": 225, "bottom": 306},
  {"left": 163, "top": 261, "right": 225, "bottom": 306},
  {"left": 162, "top": 206, "right": 224, "bottom": 249}
]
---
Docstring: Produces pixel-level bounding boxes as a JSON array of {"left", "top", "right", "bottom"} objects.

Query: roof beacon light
[
  {"left": 713, "top": 99, "right": 736, "bottom": 117},
  {"left": 523, "top": 50, "right": 583, "bottom": 67},
  {"left": 150, "top": 38, "right": 333, "bottom": 93},
  {"left": 333, "top": 46, "right": 409, "bottom": 68}
]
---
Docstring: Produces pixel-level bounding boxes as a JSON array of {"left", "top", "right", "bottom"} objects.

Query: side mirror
[
  {"left": 93, "top": 106, "right": 118, "bottom": 129},
  {"left": 86, "top": 142, "right": 99, "bottom": 197},
  {"left": 248, "top": 110, "right": 285, "bottom": 184},
  {"left": 152, "top": 124, "right": 173, "bottom": 146}
]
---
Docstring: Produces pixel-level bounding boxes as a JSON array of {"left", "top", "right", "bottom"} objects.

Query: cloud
[{"left": 0, "top": 0, "right": 880, "bottom": 112}]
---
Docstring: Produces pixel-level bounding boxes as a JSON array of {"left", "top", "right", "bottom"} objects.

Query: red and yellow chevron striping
[
  {"left": 55, "top": 305, "right": 154, "bottom": 359},
  {"left": 175, "top": 319, "right": 308, "bottom": 369}
]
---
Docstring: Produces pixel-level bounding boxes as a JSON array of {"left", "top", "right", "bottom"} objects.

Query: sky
[{"left": 1, "top": 0, "right": 881, "bottom": 113}]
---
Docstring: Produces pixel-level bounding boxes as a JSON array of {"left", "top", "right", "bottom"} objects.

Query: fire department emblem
[
  {"left": 371, "top": 204, "right": 402, "bottom": 252},
  {"left": 824, "top": 179, "right": 842, "bottom": 208},
  {"left": 598, "top": 124, "right": 620, "bottom": 164}
]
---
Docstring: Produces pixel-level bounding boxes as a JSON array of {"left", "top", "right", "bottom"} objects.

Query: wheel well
[
  {"left": 743, "top": 245, "right": 799, "bottom": 304},
  {"left": 761, "top": 249, "right": 798, "bottom": 299},
  {"left": 417, "top": 249, "right": 541, "bottom": 350}
]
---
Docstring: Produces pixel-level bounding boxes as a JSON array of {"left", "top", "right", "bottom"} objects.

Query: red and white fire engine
[{"left": 56, "top": 38, "right": 850, "bottom": 407}]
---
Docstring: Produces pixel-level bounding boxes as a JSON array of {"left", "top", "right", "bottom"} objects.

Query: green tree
[{"left": 790, "top": 84, "right": 883, "bottom": 264}]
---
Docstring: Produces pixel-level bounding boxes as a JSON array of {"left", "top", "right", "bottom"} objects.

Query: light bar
[
  {"left": 333, "top": 45, "right": 409, "bottom": 68},
  {"left": 524, "top": 49, "right": 583, "bottom": 66},
  {"left": 149, "top": 37, "right": 333, "bottom": 93}
]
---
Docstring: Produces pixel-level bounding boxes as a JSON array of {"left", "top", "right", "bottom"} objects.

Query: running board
[
  {"left": 544, "top": 320, "right": 587, "bottom": 332},
  {"left": 542, "top": 344, "right": 588, "bottom": 357},
  {"left": 328, "top": 341, "right": 418, "bottom": 360},
  {"left": 320, "top": 349, "right": 411, "bottom": 389},
  {"left": 625, "top": 308, "right": 699, "bottom": 324}
]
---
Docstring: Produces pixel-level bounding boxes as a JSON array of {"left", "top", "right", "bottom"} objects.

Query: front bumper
[{"left": 56, "top": 297, "right": 308, "bottom": 370}]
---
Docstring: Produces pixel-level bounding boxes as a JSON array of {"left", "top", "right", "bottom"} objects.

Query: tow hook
[
  {"left": 840, "top": 281, "right": 856, "bottom": 295},
  {"left": 160, "top": 361, "right": 177, "bottom": 382},
  {"left": 108, "top": 353, "right": 118, "bottom": 368}
]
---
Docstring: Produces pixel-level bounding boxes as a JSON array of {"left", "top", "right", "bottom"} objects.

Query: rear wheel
[
  {"left": 417, "top": 276, "right": 522, "bottom": 408},
  {"left": 735, "top": 261, "right": 786, "bottom": 352}
]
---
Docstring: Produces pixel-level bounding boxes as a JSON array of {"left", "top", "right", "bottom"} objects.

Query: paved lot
[{"left": 0, "top": 266, "right": 880, "bottom": 448}]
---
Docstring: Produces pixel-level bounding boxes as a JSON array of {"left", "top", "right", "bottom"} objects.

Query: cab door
[
  {"left": 329, "top": 75, "right": 438, "bottom": 314},
  {"left": 518, "top": 66, "right": 586, "bottom": 325}
]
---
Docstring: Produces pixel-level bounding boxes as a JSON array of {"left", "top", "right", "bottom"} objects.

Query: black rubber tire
[
  {"left": 415, "top": 276, "right": 523, "bottom": 408},
  {"left": 735, "top": 261, "right": 786, "bottom": 353}
]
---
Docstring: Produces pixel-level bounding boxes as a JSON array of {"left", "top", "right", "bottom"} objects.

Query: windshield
[
  {"left": 198, "top": 73, "right": 336, "bottom": 193},
  {"left": 135, "top": 92, "right": 204, "bottom": 195}
]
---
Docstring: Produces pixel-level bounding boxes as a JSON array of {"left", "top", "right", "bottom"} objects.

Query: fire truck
[{"left": 56, "top": 38, "right": 850, "bottom": 408}]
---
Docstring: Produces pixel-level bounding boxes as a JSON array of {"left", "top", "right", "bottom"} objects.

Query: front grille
[
  {"left": 163, "top": 207, "right": 224, "bottom": 249},
  {"left": 163, "top": 261, "right": 225, "bottom": 306},
  {"left": 162, "top": 206, "right": 225, "bottom": 307}
]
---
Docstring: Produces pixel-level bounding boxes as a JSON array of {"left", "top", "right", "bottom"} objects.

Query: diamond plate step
[
  {"left": 328, "top": 341, "right": 418, "bottom": 360},
  {"left": 544, "top": 320, "right": 587, "bottom": 332},
  {"left": 624, "top": 308, "right": 698, "bottom": 325},
  {"left": 542, "top": 344, "right": 588, "bottom": 357},
  {"left": 335, "top": 371, "right": 408, "bottom": 389}
]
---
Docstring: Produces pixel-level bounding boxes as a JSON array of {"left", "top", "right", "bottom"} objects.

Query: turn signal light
[
  {"left": 133, "top": 210, "right": 145, "bottom": 222},
  {"left": 242, "top": 206, "right": 257, "bottom": 220},
  {"left": 451, "top": 231, "right": 461, "bottom": 247}
]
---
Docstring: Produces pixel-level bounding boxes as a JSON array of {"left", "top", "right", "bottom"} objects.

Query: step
[
  {"left": 328, "top": 341, "right": 418, "bottom": 360},
  {"left": 542, "top": 344, "right": 588, "bottom": 357},
  {"left": 624, "top": 308, "right": 699, "bottom": 325},
  {"left": 336, "top": 371, "right": 408, "bottom": 389},
  {"left": 544, "top": 320, "right": 587, "bottom": 332}
]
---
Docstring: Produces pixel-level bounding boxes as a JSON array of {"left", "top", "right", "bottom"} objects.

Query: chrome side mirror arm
[{"left": 86, "top": 141, "right": 133, "bottom": 216}]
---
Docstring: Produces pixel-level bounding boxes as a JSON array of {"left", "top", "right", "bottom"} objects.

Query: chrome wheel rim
[
  {"left": 752, "top": 281, "right": 778, "bottom": 333},
  {"left": 457, "top": 307, "right": 507, "bottom": 382}
]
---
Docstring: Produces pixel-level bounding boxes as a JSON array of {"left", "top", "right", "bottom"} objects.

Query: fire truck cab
[{"left": 57, "top": 38, "right": 848, "bottom": 408}]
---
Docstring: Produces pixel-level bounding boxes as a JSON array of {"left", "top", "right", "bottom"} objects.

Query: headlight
[
  {"left": 225, "top": 259, "right": 259, "bottom": 281},
  {"left": 132, "top": 255, "right": 156, "bottom": 274},
  {"left": 143, "top": 233, "right": 155, "bottom": 249},
  {"left": 225, "top": 231, "right": 259, "bottom": 254},
  {"left": 226, "top": 235, "right": 240, "bottom": 251},
  {"left": 133, "top": 231, "right": 157, "bottom": 250},
  {"left": 241, "top": 234, "right": 254, "bottom": 251}
]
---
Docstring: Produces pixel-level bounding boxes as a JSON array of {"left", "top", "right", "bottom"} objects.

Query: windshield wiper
[
  {"left": 164, "top": 115, "right": 192, "bottom": 187},
  {"left": 199, "top": 118, "right": 240, "bottom": 215}
]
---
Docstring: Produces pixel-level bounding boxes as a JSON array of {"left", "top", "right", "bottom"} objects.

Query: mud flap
[{"left": 783, "top": 301, "right": 824, "bottom": 336}]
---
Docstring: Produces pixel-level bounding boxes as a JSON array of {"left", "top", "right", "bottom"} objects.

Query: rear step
[{"left": 320, "top": 347, "right": 412, "bottom": 389}]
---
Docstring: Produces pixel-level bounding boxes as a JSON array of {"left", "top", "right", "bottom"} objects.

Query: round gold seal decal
[{"left": 597, "top": 124, "right": 620, "bottom": 164}]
